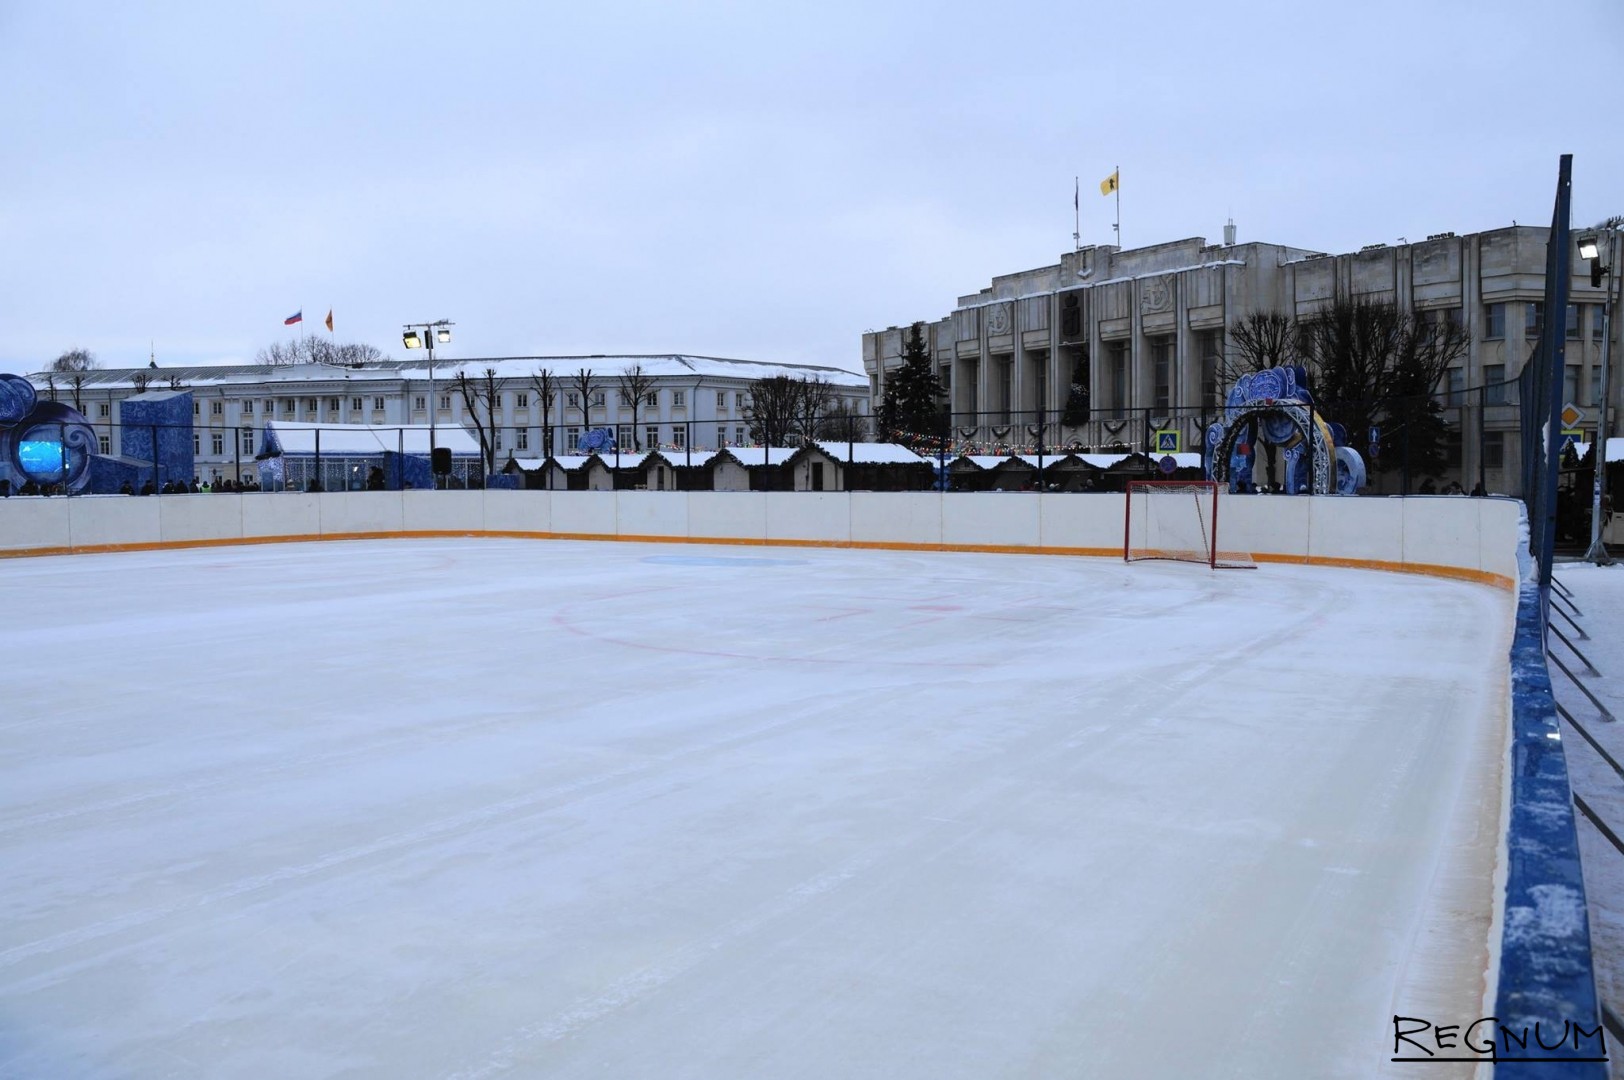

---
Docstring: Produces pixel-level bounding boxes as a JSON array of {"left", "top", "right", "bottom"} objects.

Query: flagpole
[
  {"left": 1114, "top": 165, "right": 1121, "bottom": 248},
  {"left": 1073, "top": 176, "right": 1080, "bottom": 252}
]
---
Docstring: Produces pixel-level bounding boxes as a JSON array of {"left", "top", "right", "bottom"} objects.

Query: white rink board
[{"left": 0, "top": 539, "right": 1510, "bottom": 1080}]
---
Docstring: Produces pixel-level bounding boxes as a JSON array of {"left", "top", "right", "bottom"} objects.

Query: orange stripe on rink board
[{"left": 0, "top": 530, "right": 1514, "bottom": 589}]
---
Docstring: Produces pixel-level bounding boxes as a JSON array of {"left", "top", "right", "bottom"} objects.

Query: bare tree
[
  {"left": 568, "top": 368, "right": 598, "bottom": 449},
  {"left": 814, "top": 397, "right": 866, "bottom": 441},
  {"left": 51, "top": 348, "right": 97, "bottom": 373},
  {"left": 453, "top": 367, "right": 501, "bottom": 474},
  {"left": 256, "top": 338, "right": 388, "bottom": 366},
  {"left": 617, "top": 364, "right": 656, "bottom": 450},
  {"left": 1294, "top": 298, "right": 1468, "bottom": 480},
  {"left": 46, "top": 346, "right": 95, "bottom": 415},
  {"left": 529, "top": 368, "right": 557, "bottom": 456},
  {"left": 1222, "top": 312, "right": 1297, "bottom": 383},
  {"left": 745, "top": 375, "right": 804, "bottom": 446},
  {"left": 40, "top": 364, "right": 102, "bottom": 415},
  {"left": 794, "top": 375, "right": 834, "bottom": 445}
]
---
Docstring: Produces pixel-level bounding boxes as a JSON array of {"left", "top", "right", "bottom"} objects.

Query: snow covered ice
[{"left": 0, "top": 539, "right": 1513, "bottom": 1078}]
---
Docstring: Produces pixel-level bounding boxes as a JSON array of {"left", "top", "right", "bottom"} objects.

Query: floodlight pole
[
  {"left": 1584, "top": 228, "right": 1619, "bottom": 565},
  {"left": 403, "top": 319, "right": 454, "bottom": 488}
]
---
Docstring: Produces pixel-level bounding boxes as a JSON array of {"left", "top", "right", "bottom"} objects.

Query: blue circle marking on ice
[{"left": 642, "top": 554, "right": 809, "bottom": 568}]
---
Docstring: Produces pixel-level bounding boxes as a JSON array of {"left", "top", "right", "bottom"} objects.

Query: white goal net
[{"left": 1124, "top": 480, "right": 1255, "bottom": 569}]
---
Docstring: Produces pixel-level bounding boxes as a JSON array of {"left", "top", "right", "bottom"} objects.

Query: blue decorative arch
[
  {"left": 0, "top": 374, "right": 98, "bottom": 492},
  {"left": 1210, "top": 402, "right": 1335, "bottom": 494}
]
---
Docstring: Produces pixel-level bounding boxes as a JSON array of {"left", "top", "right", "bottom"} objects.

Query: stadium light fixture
[
  {"left": 1582, "top": 228, "right": 1618, "bottom": 565},
  {"left": 402, "top": 319, "right": 455, "bottom": 482}
]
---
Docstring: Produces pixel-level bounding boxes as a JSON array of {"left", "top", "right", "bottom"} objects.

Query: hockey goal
[{"left": 1124, "top": 480, "right": 1255, "bottom": 569}]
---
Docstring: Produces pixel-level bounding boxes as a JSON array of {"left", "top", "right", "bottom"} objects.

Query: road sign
[
  {"left": 1154, "top": 429, "right": 1181, "bottom": 453},
  {"left": 1561, "top": 429, "right": 1584, "bottom": 453},
  {"left": 1562, "top": 402, "right": 1586, "bottom": 429},
  {"left": 1158, "top": 454, "right": 1177, "bottom": 475}
]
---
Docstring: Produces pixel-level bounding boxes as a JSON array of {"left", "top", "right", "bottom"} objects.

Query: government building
[
  {"left": 31, "top": 354, "right": 869, "bottom": 486},
  {"left": 862, "top": 226, "right": 1618, "bottom": 494}
]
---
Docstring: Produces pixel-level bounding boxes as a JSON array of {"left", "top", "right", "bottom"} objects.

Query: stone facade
[{"left": 864, "top": 227, "right": 1620, "bottom": 494}]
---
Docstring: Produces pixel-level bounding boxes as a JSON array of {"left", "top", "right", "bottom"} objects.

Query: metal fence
[{"left": 2, "top": 383, "right": 1611, "bottom": 518}]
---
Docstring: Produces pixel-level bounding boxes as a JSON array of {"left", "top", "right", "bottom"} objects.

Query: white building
[{"left": 29, "top": 354, "right": 868, "bottom": 484}]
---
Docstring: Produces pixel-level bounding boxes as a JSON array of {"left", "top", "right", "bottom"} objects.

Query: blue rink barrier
[{"left": 1492, "top": 525, "right": 1608, "bottom": 1077}]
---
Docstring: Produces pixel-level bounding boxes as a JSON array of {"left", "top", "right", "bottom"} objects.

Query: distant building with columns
[{"left": 862, "top": 226, "right": 1617, "bottom": 493}]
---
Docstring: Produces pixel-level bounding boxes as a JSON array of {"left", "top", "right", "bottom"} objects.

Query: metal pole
[
  {"left": 1037, "top": 405, "right": 1046, "bottom": 480},
  {"left": 1538, "top": 157, "right": 1575, "bottom": 591},
  {"left": 1478, "top": 383, "right": 1487, "bottom": 495},
  {"left": 427, "top": 336, "right": 437, "bottom": 488},
  {"left": 1585, "top": 227, "right": 1619, "bottom": 564}
]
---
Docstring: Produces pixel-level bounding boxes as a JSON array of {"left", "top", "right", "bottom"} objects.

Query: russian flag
[{"left": 284, "top": 310, "right": 303, "bottom": 326}]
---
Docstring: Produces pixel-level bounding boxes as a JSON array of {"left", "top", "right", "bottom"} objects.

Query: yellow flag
[{"left": 1099, "top": 170, "right": 1118, "bottom": 196}]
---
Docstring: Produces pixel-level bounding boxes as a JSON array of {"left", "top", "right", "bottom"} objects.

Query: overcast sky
[{"left": 3, "top": 0, "right": 1620, "bottom": 378}]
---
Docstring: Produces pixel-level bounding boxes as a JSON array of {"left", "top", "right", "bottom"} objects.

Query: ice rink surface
[{"left": 0, "top": 539, "right": 1514, "bottom": 1079}]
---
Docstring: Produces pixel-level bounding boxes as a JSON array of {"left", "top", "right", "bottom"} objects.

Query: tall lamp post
[
  {"left": 1578, "top": 230, "right": 1618, "bottom": 565},
  {"left": 402, "top": 320, "right": 453, "bottom": 486}
]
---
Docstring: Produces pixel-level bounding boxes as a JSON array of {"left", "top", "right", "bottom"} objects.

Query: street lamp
[
  {"left": 1578, "top": 230, "right": 1618, "bottom": 565},
  {"left": 403, "top": 319, "right": 453, "bottom": 485}
]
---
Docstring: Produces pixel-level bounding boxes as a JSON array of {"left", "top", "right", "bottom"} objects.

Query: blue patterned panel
[
  {"left": 0, "top": 374, "right": 38, "bottom": 424},
  {"left": 1335, "top": 447, "right": 1366, "bottom": 494}
]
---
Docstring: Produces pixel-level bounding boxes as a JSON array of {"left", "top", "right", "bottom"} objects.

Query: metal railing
[{"left": 0, "top": 390, "right": 1612, "bottom": 520}]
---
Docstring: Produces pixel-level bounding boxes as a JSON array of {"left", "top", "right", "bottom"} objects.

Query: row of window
[
  {"left": 1104, "top": 330, "right": 1227, "bottom": 413},
  {"left": 99, "top": 387, "right": 751, "bottom": 421},
  {"left": 146, "top": 421, "right": 773, "bottom": 460},
  {"left": 172, "top": 397, "right": 395, "bottom": 418},
  {"left": 185, "top": 429, "right": 258, "bottom": 456},
  {"left": 1484, "top": 302, "right": 1609, "bottom": 341},
  {"left": 1444, "top": 362, "right": 1607, "bottom": 407},
  {"left": 494, "top": 425, "right": 757, "bottom": 454},
  {"left": 168, "top": 424, "right": 767, "bottom": 459}
]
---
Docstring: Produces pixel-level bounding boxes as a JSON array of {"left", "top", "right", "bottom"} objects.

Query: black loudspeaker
[{"left": 432, "top": 447, "right": 452, "bottom": 475}]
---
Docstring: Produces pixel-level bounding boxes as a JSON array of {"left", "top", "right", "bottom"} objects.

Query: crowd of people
[{"left": 117, "top": 476, "right": 266, "bottom": 496}]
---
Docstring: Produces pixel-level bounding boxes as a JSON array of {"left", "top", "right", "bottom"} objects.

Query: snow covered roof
[
  {"left": 421, "top": 354, "right": 866, "bottom": 387},
  {"left": 266, "top": 422, "right": 481, "bottom": 456},
  {"left": 646, "top": 449, "right": 721, "bottom": 468},
  {"left": 719, "top": 447, "right": 799, "bottom": 467},
  {"left": 810, "top": 441, "right": 928, "bottom": 465},
  {"left": 1073, "top": 451, "right": 1202, "bottom": 470},
  {"left": 544, "top": 455, "right": 600, "bottom": 472},
  {"left": 25, "top": 354, "right": 866, "bottom": 391},
  {"left": 949, "top": 451, "right": 1202, "bottom": 471}
]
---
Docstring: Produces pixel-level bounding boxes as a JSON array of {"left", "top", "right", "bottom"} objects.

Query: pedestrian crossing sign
[{"left": 1154, "top": 429, "right": 1181, "bottom": 453}]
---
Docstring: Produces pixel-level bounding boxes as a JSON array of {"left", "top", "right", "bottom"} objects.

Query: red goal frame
[{"left": 1124, "top": 479, "right": 1252, "bottom": 570}]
